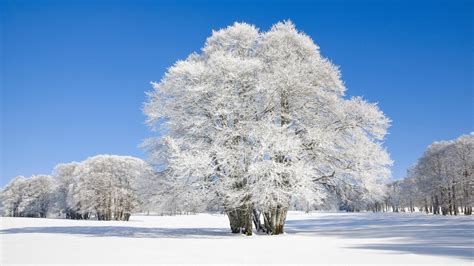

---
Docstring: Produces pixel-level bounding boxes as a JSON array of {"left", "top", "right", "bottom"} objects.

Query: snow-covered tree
[
  {"left": 1, "top": 176, "right": 28, "bottom": 217},
  {"left": 1, "top": 175, "right": 55, "bottom": 217},
  {"left": 52, "top": 162, "right": 83, "bottom": 218},
  {"left": 144, "top": 21, "right": 392, "bottom": 234},
  {"left": 391, "top": 133, "right": 473, "bottom": 215},
  {"left": 19, "top": 175, "right": 55, "bottom": 218},
  {"left": 71, "top": 155, "right": 154, "bottom": 221}
]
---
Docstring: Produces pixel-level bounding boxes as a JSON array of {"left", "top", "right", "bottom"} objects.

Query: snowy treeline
[
  {"left": 143, "top": 21, "right": 392, "bottom": 235},
  {"left": 386, "top": 133, "right": 473, "bottom": 215},
  {"left": 1, "top": 155, "right": 154, "bottom": 220}
]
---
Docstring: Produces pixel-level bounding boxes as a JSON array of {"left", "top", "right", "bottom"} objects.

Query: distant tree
[
  {"left": 1, "top": 175, "right": 55, "bottom": 218},
  {"left": 451, "top": 134, "right": 474, "bottom": 215},
  {"left": 2, "top": 155, "right": 157, "bottom": 220},
  {"left": 19, "top": 175, "right": 55, "bottom": 218},
  {"left": 1, "top": 176, "right": 28, "bottom": 217},
  {"left": 143, "top": 21, "right": 392, "bottom": 235},
  {"left": 52, "top": 162, "right": 84, "bottom": 219},
  {"left": 71, "top": 155, "right": 154, "bottom": 221},
  {"left": 389, "top": 133, "right": 473, "bottom": 215}
]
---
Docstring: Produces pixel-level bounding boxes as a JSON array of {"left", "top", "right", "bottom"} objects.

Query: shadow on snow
[
  {"left": 0, "top": 226, "right": 230, "bottom": 239},
  {"left": 285, "top": 212, "right": 474, "bottom": 260}
]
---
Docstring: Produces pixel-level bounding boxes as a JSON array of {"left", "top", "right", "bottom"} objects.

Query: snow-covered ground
[{"left": 1, "top": 212, "right": 472, "bottom": 265}]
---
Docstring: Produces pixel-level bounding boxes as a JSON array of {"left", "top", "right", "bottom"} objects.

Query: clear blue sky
[{"left": 1, "top": 0, "right": 472, "bottom": 186}]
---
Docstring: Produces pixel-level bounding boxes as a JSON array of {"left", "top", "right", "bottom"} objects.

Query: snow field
[{"left": 1, "top": 212, "right": 472, "bottom": 265}]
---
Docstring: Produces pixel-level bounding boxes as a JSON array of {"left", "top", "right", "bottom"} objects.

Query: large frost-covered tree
[{"left": 144, "top": 21, "right": 392, "bottom": 235}]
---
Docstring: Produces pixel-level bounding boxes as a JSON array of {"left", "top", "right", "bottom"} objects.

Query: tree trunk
[
  {"left": 424, "top": 198, "right": 429, "bottom": 213},
  {"left": 124, "top": 213, "right": 131, "bottom": 221},
  {"left": 252, "top": 208, "right": 265, "bottom": 233},
  {"left": 434, "top": 195, "right": 440, "bottom": 215},
  {"left": 452, "top": 184, "right": 457, "bottom": 215},
  {"left": 448, "top": 190, "right": 452, "bottom": 215},
  {"left": 226, "top": 205, "right": 252, "bottom": 235},
  {"left": 243, "top": 204, "right": 253, "bottom": 236},
  {"left": 263, "top": 205, "right": 288, "bottom": 235}
]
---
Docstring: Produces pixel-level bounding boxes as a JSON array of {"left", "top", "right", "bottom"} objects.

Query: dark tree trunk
[
  {"left": 263, "top": 205, "right": 288, "bottom": 235},
  {"left": 226, "top": 207, "right": 246, "bottom": 234},
  {"left": 434, "top": 195, "right": 440, "bottom": 215},
  {"left": 448, "top": 188, "right": 453, "bottom": 215},
  {"left": 452, "top": 184, "right": 458, "bottom": 215},
  {"left": 243, "top": 204, "right": 253, "bottom": 236},
  {"left": 252, "top": 208, "right": 265, "bottom": 233},
  {"left": 124, "top": 213, "right": 131, "bottom": 221}
]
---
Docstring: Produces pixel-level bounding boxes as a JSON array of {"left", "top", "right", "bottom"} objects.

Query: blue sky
[{"left": 1, "top": 0, "right": 472, "bottom": 186}]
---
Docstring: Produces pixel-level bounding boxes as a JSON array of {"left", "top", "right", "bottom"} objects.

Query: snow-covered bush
[{"left": 143, "top": 21, "right": 392, "bottom": 235}]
